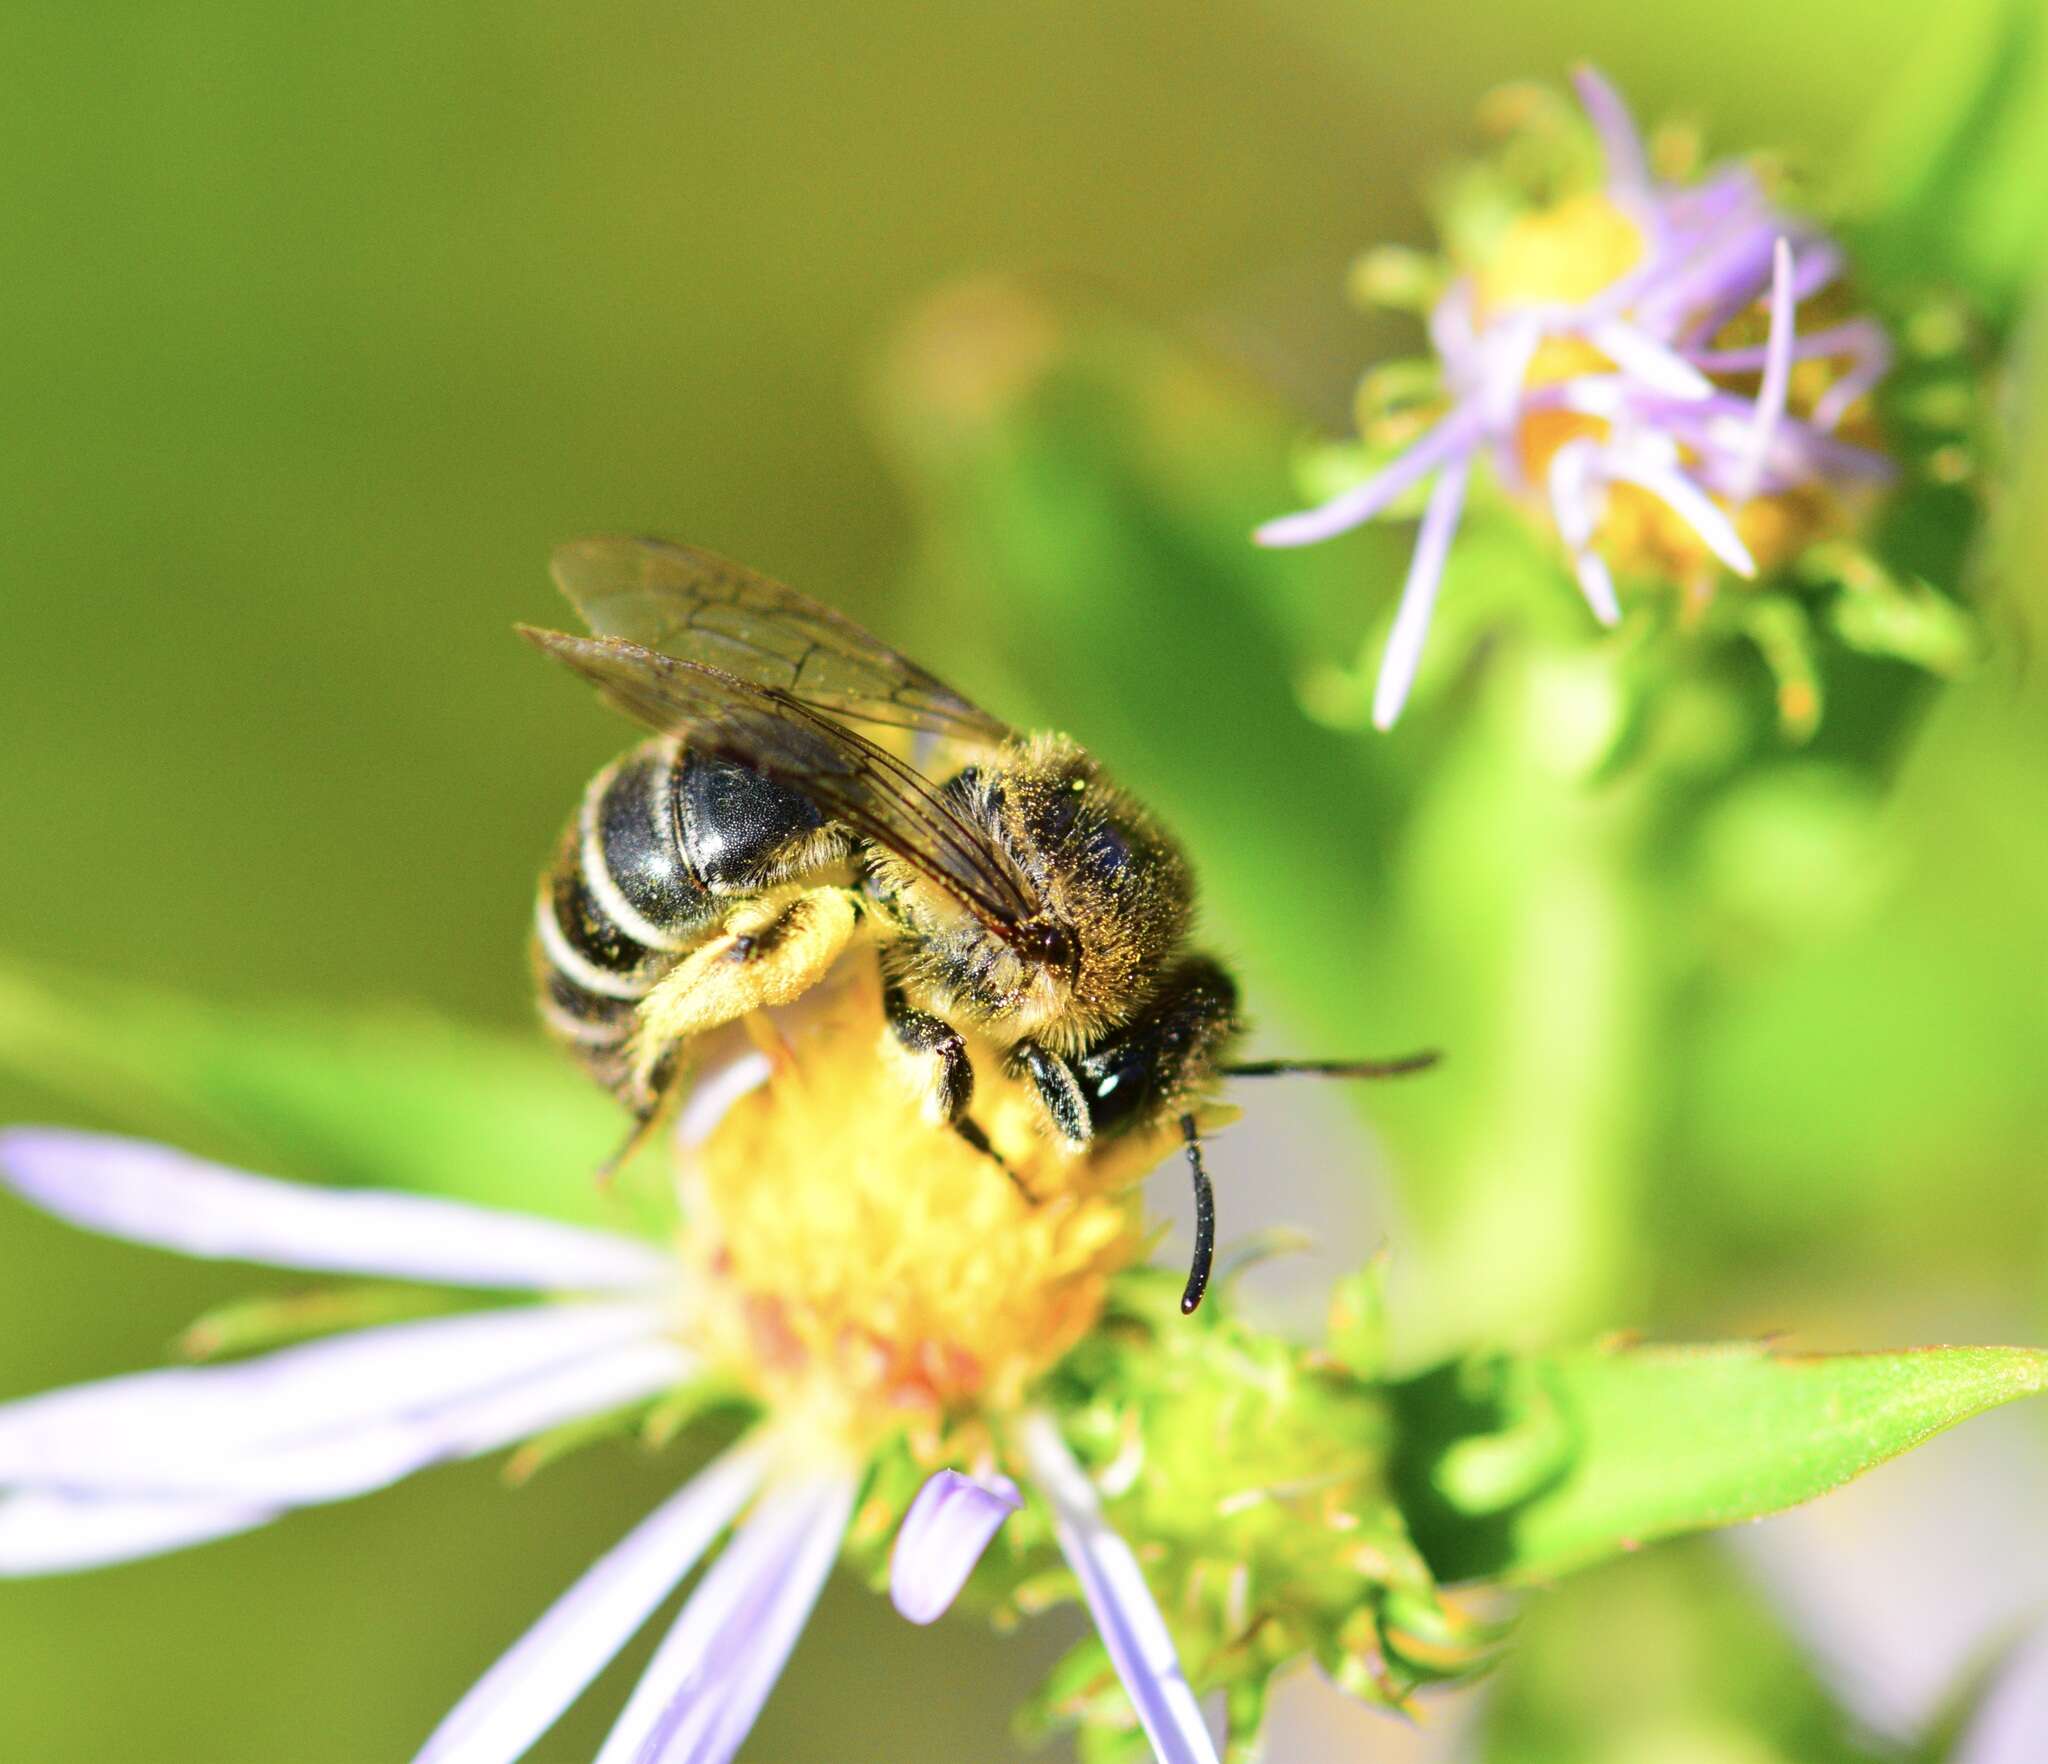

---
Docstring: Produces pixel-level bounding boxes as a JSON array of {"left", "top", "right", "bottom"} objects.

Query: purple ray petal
[
  {"left": 414, "top": 1438, "right": 770, "bottom": 1764},
  {"left": 0, "top": 1302, "right": 667, "bottom": 1494},
  {"left": 1954, "top": 1623, "right": 2048, "bottom": 1764},
  {"left": 1811, "top": 323, "right": 1895, "bottom": 431},
  {"left": 674, "top": 1053, "right": 773, "bottom": 1151},
  {"left": 1372, "top": 455, "right": 1471, "bottom": 730},
  {"left": 195, "top": 1336, "right": 690, "bottom": 1504},
  {"left": 889, "top": 1468, "right": 1022, "bottom": 1625},
  {"left": 1547, "top": 437, "right": 1602, "bottom": 552},
  {"left": 0, "top": 1488, "right": 279, "bottom": 1574},
  {"left": 595, "top": 1467, "right": 858, "bottom": 1764},
  {"left": 1586, "top": 319, "right": 1715, "bottom": 400},
  {"left": 1731, "top": 237, "right": 1796, "bottom": 501},
  {"left": 1574, "top": 551, "right": 1621, "bottom": 626},
  {"left": 1633, "top": 394, "right": 1896, "bottom": 487},
  {"left": 1476, "top": 313, "right": 1543, "bottom": 459},
  {"left": 1684, "top": 318, "right": 1884, "bottom": 373},
  {"left": 0, "top": 1130, "right": 671, "bottom": 1291},
  {"left": 1602, "top": 450, "right": 1756, "bottom": 577},
  {"left": 1547, "top": 440, "right": 1620, "bottom": 625},
  {"left": 1572, "top": 64, "right": 1650, "bottom": 196},
  {"left": 1671, "top": 216, "right": 1823, "bottom": 350},
  {"left": 1253, "top": 408, "right": 1480, "bottom": 548},
  {"left": 1787, "top": 238, "right": 1843, "bottom": 304},
  {"left": 1427, "top": 278, "right": 1478, "bottom": 368},
  {"left": 1639, "top": 216, "right": 1776, "bottom": 338},
  {"left": 1016, "top": 1412, "right": 1219, "bottom": 1764}
]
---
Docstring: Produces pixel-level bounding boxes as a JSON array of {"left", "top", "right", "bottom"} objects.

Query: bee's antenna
[
  {"left": 1221, "top": 1050, "right": 1442, "bottom": 1081},
  {"left": 1179, "top": 1113, "right": 1214, "bottom": 1316}
]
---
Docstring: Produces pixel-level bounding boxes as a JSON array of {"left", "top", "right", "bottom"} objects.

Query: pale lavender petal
[
  {"left": 192, "top": 1336, "right": 690, "bottom": 1503},
  {"left": 1372, "top": 455, "right": 1471, "bottom": 730},
  {"left": 0, "top": 1301, "right": 666, "bottom": 1493},
  {"left": 1551, "top": 374, "right": 1629, "bottom": 421},
  {"left": 1427, "top": 278, "right": 1478, "bottom": 368},
  {"left": 1547, "top": 440, "right": 1621, "bottom": 624},
  {"left": 1017, "top": 1412, "right": 1219, "bottom": 1764},
  {"left": 1547, "top": 437, "right": 1602, "bottom": 551},
  {"left": 1253, "top": 408, "right": 1480, "bottom": 548},
  {"left": 889, "top": 1469, "right": 1021, "bottom": 1624},
  {"left": 674, "top": 1053, "right": 773, "bottom": 1151},
  {"left": 1684, "top": 318, "right": 1883, "bottom": 373},
  {"left": 1812, "top": 323, "right": 1895, "bottom": 431},
  {"left": 0, "top": 1488, "right": 278, "bottom": 1574},
  {"left": 1602, "top": 451, "right": 1756, "bottom": 577},
  {"left": 1572, "top": 65, "right": 1650, "bottom": 195},
  {"left": 1954, "top": 1623, "right": 2048, "bottom": 1764},
  {"left": 1574, "top": 551, "right": 1621, "bottom": 626},
  {"left": 1640, "top": 218, "right": 1775, "bottom": 337},
  {"left": 1731, "top": 237, "right": 1796, "bottom": 502},
  {"left": 595, "top": 1468, "right": 858, "bottom": 1764},
  {"left": 1787, "top": 238, "right": 1843, "bottom": 304},
  {"left": 0, "top": 1129, "right": 670, "bottom": 1291},
  {"left": 1476, "top": 313, "right": 1543, "bottom": 457},
  {"left": 1670, "top": 217, "right": 1818, "bottom": 349},
  {"left": 1586, "top": 319, "right": 1716, "bottom": 400},
  {"left": 414, "top": 1438, "right": 770, "bottom": 1764},
  {"left": 1639, "top": 395, "right": 1896, "bottom": 485}
]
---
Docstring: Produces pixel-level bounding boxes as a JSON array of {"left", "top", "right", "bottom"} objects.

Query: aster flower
[
  {"left": 1257, "top": 65, "right": 1899, "bottom": 729},
  {"left": 0, "top": 968, "right": 1486, "bottom": 1762}
]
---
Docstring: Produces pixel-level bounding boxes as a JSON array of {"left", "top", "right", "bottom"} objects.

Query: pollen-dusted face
[{"left": 875, "top": 735, "right": 1194, "bottom": 1052}]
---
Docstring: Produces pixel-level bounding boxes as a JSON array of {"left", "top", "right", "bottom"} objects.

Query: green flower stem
[{"left": 1388, "top": 647, "right": 1658, "bottom": 1355}]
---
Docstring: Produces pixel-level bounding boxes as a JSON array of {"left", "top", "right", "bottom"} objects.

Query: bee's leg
[
  {"left": 1012, "top": 1040, "right": 1092, "bottom": 1153},
  {"left": 877, "top": 983, "right": 1031, "bottom": 1196},
  {"left": 595, "top": 1042, "right": 688, "bottom": 1185},
  {"left": 879, "top": 980, "right": 974, "bottom": 1126},
  {"left": 950, "top": 1113, "right": 1037, "bottom": 1204},
  {"left": 636, "top": 887, "right": 860, "bottom": 1063}
]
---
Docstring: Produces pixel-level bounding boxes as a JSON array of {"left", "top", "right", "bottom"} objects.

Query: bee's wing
[
  {"left": 549, "top": 536, "right": 1012, "bottom": 746},
  {"left": 520, "top": 628, "right": 1038, "bottom": 933}
]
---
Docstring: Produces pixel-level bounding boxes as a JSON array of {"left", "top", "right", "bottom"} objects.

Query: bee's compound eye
[{"left": 1017, "top": 918, "right": 1076, "bottom": 976}]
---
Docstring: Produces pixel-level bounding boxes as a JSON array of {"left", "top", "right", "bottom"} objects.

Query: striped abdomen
[{"left": 532, "top": 737, "right": 842, "bottom": 1115}]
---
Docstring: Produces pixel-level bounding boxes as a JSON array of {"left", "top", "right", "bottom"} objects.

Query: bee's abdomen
[
  {"left": 532, "top": 738, "right": 838, "bottom": 1112},
  {"left": 533, "top": 743, "right": 712, "bottom": 1096}
]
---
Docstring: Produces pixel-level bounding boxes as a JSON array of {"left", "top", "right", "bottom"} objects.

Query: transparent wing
[
  {"left": 520, "top": 627, "right": 1037, "bottom": 932},
  {"left": 549, "top": 536, "right": 1012, "bottom": 745}
]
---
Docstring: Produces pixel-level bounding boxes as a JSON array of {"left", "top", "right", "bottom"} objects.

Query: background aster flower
[{"left": 1256, "top": 65, "right": 1909, "bottom": 730}]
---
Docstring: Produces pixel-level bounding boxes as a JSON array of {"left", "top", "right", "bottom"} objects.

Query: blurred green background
[{"left": 1, "top": 1, "right": 2042, "bottom": 1759}]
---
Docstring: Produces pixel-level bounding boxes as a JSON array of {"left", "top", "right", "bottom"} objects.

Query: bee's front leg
[
  {"left": 1011, "top": 1040, "right": 1092, "bottom": 1153},
  {"left": 880, "top": 979, "right": 974, "bottom": 1126}
]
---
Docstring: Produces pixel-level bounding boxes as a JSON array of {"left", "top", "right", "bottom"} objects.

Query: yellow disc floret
[{"left": 676, "top": 967, "right": 1178, "bottom": 1452}]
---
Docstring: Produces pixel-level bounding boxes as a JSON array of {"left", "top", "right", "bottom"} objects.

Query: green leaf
[
  {"left": 1392, "top": 1339, "right": 2048, "bottom": 1584},
  {"left": 0, "top": 961, "right": 664, "bottom": 1233}
]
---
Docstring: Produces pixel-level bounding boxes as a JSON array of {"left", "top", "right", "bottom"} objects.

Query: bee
[{"left": 525, "top": 536, "right": 1434, "bottom": 1312}]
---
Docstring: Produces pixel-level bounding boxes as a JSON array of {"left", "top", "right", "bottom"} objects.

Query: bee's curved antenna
[
  {"left": 1179, "top": 1113, "right": 1215, "bottom": 1316},
  {"left": 1221, "top": 1050, "right": 1441, "bottom": 1080}
]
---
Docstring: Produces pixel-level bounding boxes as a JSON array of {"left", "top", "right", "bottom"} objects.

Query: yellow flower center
[
  {"left": 1457, "top": 189, "right": 1865, "bottom": 592},
  {"left": 674, "top": 964, "right": 1174, "bottom": 1451},
  {"left": 1474, "top": 190, "right": 1646, "bottom": 316}
]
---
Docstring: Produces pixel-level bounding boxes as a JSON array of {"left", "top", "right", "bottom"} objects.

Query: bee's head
[{"left": 965, "top": 735, "right": 1194, "bottom": 1049}]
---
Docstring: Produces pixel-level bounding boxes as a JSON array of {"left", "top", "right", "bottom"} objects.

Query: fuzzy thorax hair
[{"left": 869, "top": 733, "right": 1195, "bottom": 1054}]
